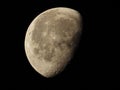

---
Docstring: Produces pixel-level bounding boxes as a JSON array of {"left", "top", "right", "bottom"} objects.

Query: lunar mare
[{"left": 24, "top": 7, "right": 82, "bottom": 78}]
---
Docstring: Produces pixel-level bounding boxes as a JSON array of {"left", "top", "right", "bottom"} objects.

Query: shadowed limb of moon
[{"left": 24, "top": 7, "right": 82, "bottom": 78}]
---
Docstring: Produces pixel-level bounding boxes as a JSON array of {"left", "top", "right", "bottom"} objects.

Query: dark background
[
  {"left": 112, "top": 0, "right": 120, "bottom": 88},
  {"left": 1, "top": 0, "right": 113, "bottom": 89}
]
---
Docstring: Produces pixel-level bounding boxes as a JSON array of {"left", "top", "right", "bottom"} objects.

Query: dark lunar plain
[{"left": 1, "top": 0, "right": 115, "bottom": 89}]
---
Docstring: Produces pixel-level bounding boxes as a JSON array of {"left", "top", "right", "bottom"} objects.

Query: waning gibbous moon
[{"left": 24, "top": 7, "right": 82, "bottom": 78}]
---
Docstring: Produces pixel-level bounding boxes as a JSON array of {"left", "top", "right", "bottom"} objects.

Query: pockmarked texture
[{"left": 24, "top": 7, "right": 82, "bottom": 78}]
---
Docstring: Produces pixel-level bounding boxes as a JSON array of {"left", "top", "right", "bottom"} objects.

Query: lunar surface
[{"left": 24, "top": 7, "right": 82, "bottom": 78}]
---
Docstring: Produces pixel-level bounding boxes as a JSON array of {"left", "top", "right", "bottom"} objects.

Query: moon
[{"left": 24, "top": 7, "right": 82, "bottom": 78}]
